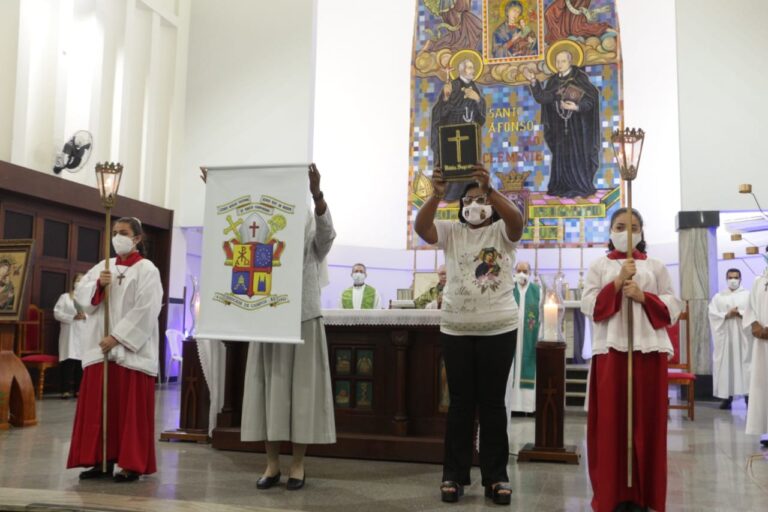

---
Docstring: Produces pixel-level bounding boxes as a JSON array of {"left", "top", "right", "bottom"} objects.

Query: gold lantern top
[
  {"left": 95, "top": 162, "right": 123, "bottom": 208},
  {"left": 611, "top": 128, "right": 645, "bottom": 181}
]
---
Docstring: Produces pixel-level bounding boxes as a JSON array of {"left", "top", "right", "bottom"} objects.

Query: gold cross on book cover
[{"left": 438, "top": 123, "right": 481, "bottom": 182}]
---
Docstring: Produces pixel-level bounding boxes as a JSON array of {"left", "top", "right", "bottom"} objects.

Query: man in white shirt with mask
[
  {"left": 339, "top": 263, "right": 381, "bottom": 310},
  {"left": 708, "top": 268, "right": 751, "bottom": 409}
]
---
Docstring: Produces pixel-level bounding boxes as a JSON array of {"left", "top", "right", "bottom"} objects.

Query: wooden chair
[
  {"left": 667, "top": 302, "right": 695, "bottom": 420},
  {"left": 18, "top": 305, "right": 59, "bottom": 399}
]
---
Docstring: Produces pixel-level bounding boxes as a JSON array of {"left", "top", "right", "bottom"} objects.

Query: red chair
[
  {"left": 18, "top": 305, "right": 59, "bottom": 399},
  {"left": 667, "top": 301, "right": 695, "bottom": 420}
]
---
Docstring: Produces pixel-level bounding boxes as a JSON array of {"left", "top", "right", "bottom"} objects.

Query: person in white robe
[
  {"left": 743, "top": 250, "right": 768, "bottom": 447},
  {"left": 67, "top": 217, "right": 164, "bottom": 482},
  {"left": 54, "top": 273, "right": 86, "bottom": 398},
  {"left": 241, "top": 164, "right": 336, "bottom": 491},
  {"left": 505, "top": 261, "right": 541, "bottom": 416},
  {"left": 708, "top": 268, "right": 751, "bottom": 409}
]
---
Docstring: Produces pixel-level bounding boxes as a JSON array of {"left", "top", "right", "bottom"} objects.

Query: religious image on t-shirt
[{"left": 473, "top": 247, "right": 504, "bottom": 292}]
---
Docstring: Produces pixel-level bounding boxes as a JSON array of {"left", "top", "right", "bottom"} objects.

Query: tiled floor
[{"left": 1, "top": 386, "right": 766, "bottom": 511}]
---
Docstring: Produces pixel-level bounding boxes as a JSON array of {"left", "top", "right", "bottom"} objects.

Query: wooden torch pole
[
  {"left": 625, "top": 180, "right": 634, "bottom": 488},
  {"left": 102, "top": 207, "right": 111, "bottom": 473}
]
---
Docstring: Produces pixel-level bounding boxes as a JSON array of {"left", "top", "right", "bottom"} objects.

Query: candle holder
[{"left": 538, "top": 273, "right": 565, "bottom": 342}]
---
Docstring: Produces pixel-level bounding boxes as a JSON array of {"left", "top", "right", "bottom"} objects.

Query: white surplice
[
  {"left": 743, "top": 273, "right": 768, "bottom": 436},
  {"left": 708, "top": 287, "right": 752, "bottom": 398},
  {"left": 74, "top": 258, "right": 164, "bottom": 376},
  {"left": 53, "top": 292, "right": 84, "bottom": 361}
]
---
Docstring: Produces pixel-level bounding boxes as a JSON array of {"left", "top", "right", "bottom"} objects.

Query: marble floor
[{"left": 1, "top": 386, "right": 767, "bottom": 512}]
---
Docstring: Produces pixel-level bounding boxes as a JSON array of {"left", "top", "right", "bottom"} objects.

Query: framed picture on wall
[{"left": 0, "top": 239, "right": 35, "bottom": 322}]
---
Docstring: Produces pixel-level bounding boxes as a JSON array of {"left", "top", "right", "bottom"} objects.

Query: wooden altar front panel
[{"left": 211, "top": 323, "right": 452, "bottom": 463}]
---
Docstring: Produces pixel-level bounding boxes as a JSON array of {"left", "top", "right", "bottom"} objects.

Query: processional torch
[
  {"left": 95, "top": 162, "right": 123, "bottom": 473},
  {"left": 611, "top": 127, "right": 645, "bottom": 488}
]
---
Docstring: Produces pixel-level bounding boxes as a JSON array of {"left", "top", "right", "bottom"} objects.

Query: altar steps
[{"left": 565, "top": 364, "right": 589, "bottom": 407}]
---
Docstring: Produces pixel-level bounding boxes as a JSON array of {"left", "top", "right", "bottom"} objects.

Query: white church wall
[
  {"left": 174, "top": 0, "right": 685, "bottom": 306},
  {"left": 0, "top": 0, "right": 20, "bottom": 161},
  {"left": 676, "top": 0, "right": 768, "bottom": 213},
  {"left": 2, "top": 0, "right": 191, "bottom": 212},
  {"left": 178, "top": 0, "right": 318, "bottom": 227}
]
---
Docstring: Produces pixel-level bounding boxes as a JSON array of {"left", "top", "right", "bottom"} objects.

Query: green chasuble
[
  {"left": 341, "top": 285, "right": 377, "bottom": 309},
  {"left": 414, "top": 285, "right": 442, "bottom": 309},
  {"left": 513, "top": 283, "right": 540, "bottom": 389}
]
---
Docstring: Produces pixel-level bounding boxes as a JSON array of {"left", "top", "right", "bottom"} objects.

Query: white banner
[{"left": 196, "top": 165, "right": 308, "bottom": 344}]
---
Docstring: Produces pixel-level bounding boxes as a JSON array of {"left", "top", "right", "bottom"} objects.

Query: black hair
[
  {"left": 607, "top": 207, "right": 647, "bottom": 254},
  {"left": 351, "top": 263, "right": 367, "bottom": 274},
  {"left": 726, "top": 268, "right": 741, "bottom": 279},
  {"left": 114, "top": 217, "right": 146, "bottom": 256},
  {"left": 457, "top": 182, "right": 501, "bottom": 225}
]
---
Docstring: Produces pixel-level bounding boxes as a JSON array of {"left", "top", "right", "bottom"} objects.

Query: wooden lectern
[
  {"left": 0, "top": 323, "right": 37, "bottom": 429},
  {"left": 517, "top": 341, "right": 579, "bottom": 464},
  {"left": 159, "top": 338, "right": 211, "bottom": 443}
]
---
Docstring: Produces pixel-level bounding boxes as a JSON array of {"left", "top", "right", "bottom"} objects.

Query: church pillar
[{"left": 676, "top": 211, "right": 719, "bottom": 399}]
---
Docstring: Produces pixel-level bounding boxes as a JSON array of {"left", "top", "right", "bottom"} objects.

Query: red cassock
[
  {"left": 587, "top": 256, "right": 671, "bottom": 512},
  {"left": 67, "top": 251, "right": 157, "bottom": 475},
  {"left": 67, "top": 362, "right": 156, "bottom": 475}
]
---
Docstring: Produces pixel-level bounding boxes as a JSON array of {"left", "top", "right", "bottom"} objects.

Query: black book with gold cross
[{"left": 438, "top": 122, "right": 480, "bottom": 182}]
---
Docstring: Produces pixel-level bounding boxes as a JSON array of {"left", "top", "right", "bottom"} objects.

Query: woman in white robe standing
[
  {"left": 67, "top": 217, "right": 164, "bottom": 482},
  {"left": 241, "top": 164, "right": 336, "bottom": 491},
  {"left": 54, "top": 273, "right": 86, "bottom": 398}
]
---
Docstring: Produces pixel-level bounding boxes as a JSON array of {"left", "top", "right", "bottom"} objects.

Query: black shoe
[
  {"left": 440, "top": 481, "right": 464, "bottom": 503},
  {"left": 760, "top": 439, "right": 768, "bottom": 448},
  {"left": 113, "top": 470, "right": 140, "bottom": 483},
  {"left": 256, "top": 472, "right": 281, "bottom": 490},
  {"left": 286, "top": 474, "right": 305, "bottom": 491},
  {"left": 79, "top": 463, "right": 114, "bottom": 480},
  {"left": 485, "top": 483, "right": 512, "bottom": 505},
  {"left": 719, "top": 398, "right": 732, "bottom": 410}
]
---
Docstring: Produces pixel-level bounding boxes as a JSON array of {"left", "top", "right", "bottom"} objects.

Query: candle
[{"left": 543, "top": 297, "right": 559, "bottom": 341}]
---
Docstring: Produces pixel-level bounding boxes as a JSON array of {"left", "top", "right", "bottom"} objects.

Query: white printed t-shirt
[{"left": 435, "top": 219, "right": 519, "bottom": 336}]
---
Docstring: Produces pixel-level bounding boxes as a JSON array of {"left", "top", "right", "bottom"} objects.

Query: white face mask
[
  {"left": 112, "top": 234, "right": 135, "bottom": 256},
  {"left": 610, "top": 230, "right": 640, "bottom": 254},
  {"left": 352, "top": 272, "right": 366, "bottom": 286},
  {"left": 727, "top": 278, "right": 740, "bottom": 291},
  {"left": 463, "top": 204, "right": 493, "bottom": 226},
  {"left": 515, "top": 272, "right": 529, "bottom": 285}
]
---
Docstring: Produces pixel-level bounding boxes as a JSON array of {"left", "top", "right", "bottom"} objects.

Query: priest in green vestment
[
  {"left": 505, "top": 261, "right": 541, "bottom": 414},
  {"left": 339, "top": 263, "right": 381, "bottom": 309},
  {"left": 414, "top": 265, "right": 447, "bottom": 309}
]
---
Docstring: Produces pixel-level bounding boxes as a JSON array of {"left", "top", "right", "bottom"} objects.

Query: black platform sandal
[
  {"left": 440, "top": 481, "right": 464, "bottom": 503},
  {"left": 485, "top": 483, "right": 512, "bottom": 505}
]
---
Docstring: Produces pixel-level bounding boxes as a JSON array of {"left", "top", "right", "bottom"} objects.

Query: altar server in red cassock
[
  {"left": 581, "top": 208, "right": 682, "bottom": 512},
  {"left": 67, "top": 217, "right": 163, "bottom": 482}
]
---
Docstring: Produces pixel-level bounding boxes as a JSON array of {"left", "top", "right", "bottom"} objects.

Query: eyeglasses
[{"left": 462, "top": 195, "right": 488, "bottom": 205}]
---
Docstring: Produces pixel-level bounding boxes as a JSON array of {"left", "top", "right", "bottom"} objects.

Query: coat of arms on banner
[{"left": 215, "top": 194, "right": 294, "bottom": 311}]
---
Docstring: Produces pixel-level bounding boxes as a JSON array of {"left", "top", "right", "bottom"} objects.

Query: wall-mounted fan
[{"left": 53, "top": 130, "right": 93, "bottom": 174}]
